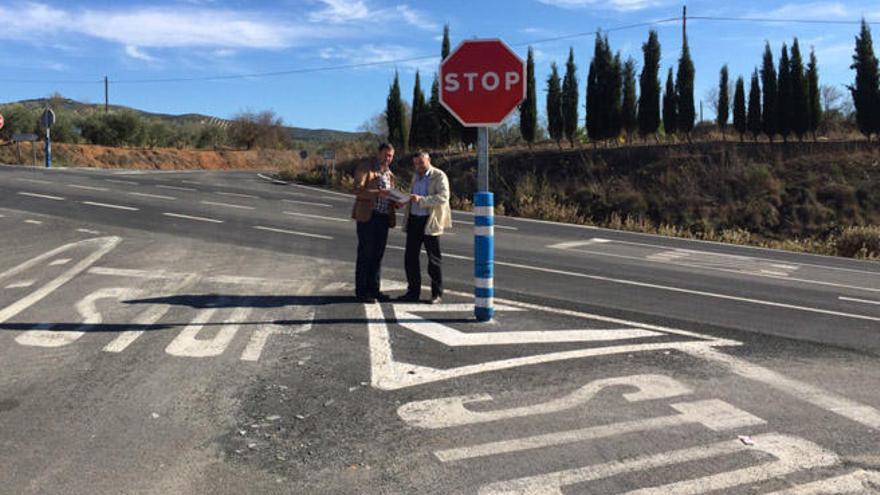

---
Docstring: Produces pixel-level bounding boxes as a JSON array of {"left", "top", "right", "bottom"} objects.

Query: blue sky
[{"left": 0, "top": 0, "right": 877, "bottom": 132}]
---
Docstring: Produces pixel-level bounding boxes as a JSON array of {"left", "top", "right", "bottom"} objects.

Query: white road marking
[
  {"left": 216, "top": 191, "right": 259, "bottom": 199},
  {"left": 163, "top": 212, "right": 223, "bottom": 223},
  {"left": 282, "top": 211, "right": 347, "bottom": 222},
  {"left": 241, "top": 313, "right": 313, "bottom": 362},
  {"left": 67, "top": 184, "right": 108, "bottom": 192},
  {"left": 478, "top": 433, "right": 837, "bottom": 495},
  {"left": 453, "top": 219, "right": 518, "bottom": 231},
  {"left": 201, "top": 200, "right": 255, "bottom": 210},
  {"left": 156, "top": 185, "right": 196, "bottom": 192},
  {"left": 398, "top": 375, "right": 692, "bottom": 429},
  {"left": 288, "top": 182, "right": 352, "bottom": 199},
  {"left": 765, "top": 470, "right": 880, "bottom": 494},
  {"left": 0, "top": 237, "right": 121, "bottom": 324},
  {"left": 436, "top": 398, "right": 765, "bottom": 462},
  {"left": 253, "top": 225, "right": 333, "bottom": 240},
  {"left": 88, "top": 267, "right": 307, "bottom": 288},
  {"left": 82, "top": 201, "right": 139, "bottom": 211},
  {"left": 104, "top": 179, "right": 138, "bottom": 185},
  {"left": 281, "top": 199, "right": 333, "bottom": 208},
  {"left": 839, "top": 296, "right": 880, "bottom": 306},
  {"left": 129, "top": 192, "right": 176, "bottom": 200},
  {"left": 4, "top": 280, "right": 35, "bottom": 289},
  {"left": 18, "top": 192, "right": 65, "bottom": 201},
  {"left": 165, "top": 304, "right": 252, "bottom": 358},
  {"left": 15, "top": 178, "right": 51, "bottom": 184},
  {"left": 49, "top": 258, "right": 71, "bottom": 266},
  {"left": 24, "top": 220, "right": 43, "bottom": 225},
  {"left": 76, "top": 228, "right": 101, "bottom": 235}
]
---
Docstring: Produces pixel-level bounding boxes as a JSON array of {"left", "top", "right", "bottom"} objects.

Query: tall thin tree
[
  {"left": 717, "top": 65, "right": 730, "bottom": 138},
  {"left": 520, "top": 47, "right": 538, "bottom": 147},
  {"left": 748, "top": 69, "right": 763, "bottom": 141},
  {"left": 849, "top": 18, "right": 880, "bottom": 140},
  {"left": 662, "top": 67, "right": 677, "bottom": 138},
  {"left": 638, "top": 30, "right": 662, "bottom": 140},
  {"left": 546, "top": 62, "right": 563, "bottom": 148},
  {"left": 608, "top": 51, "right": 623, "bottom": 142},
  {"left": 732, "top": 75, "right": 746, "bottom": 141},
  {"left": 586, "top": 34, "right": 605, "bottom": 145},
  {"left": 676, "top": 27, "right": 696, "bottom": 138},
  {"left": 622, "top": 58, "right": 638, "bottom": 142},
  {"left": 562, "top": 47, "right": 579, "bottom": 147},
  {"left": 777, "top": 44, "right": 793, "bottom": 142},
  {"left": 807, "top": 49, "right": 822, "bottom": 141},
  {"left": 790, "top": 39, "right": 809, "bottom": 141},
  {"left": 409, "top": 71, "right": 428, "bottom": 149},
  {"left": 385, "top": 71, "right": 407, "bottom": 152},
  {"left": 428, "top": 74, "right": 448, "bottom": 149},
  {"left": 761, "top": 43, "right": 778, "bottom": 141}
]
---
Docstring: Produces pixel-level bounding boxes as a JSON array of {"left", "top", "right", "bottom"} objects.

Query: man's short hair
[
  {"left": 414, "top": 151, "right": 431, "bottom": 161},
  {"left": 378, "top": 142, "right": 394, "bottom": 152}
]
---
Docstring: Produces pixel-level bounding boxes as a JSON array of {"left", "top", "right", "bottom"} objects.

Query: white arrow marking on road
[
  {"left": 398, "top": 374, "right": 692, "bottom": 429},
  {"left": 478, "top": 433, "right": 838, "bottom": 495}
]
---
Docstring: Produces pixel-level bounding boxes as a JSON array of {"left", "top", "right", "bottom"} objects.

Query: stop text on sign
[{"left": 443, "top": 71, "right": 521, "bottom": 93}]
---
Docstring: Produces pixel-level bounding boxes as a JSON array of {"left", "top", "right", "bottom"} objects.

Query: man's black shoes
[
  {"left": 395, "top": 292, "right": 420, "bottom": 302},
  {"left": 427, "top": 295, "right": 442, "bottom": 305}
]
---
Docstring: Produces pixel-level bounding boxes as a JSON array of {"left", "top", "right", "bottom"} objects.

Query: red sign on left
[{"left": 0, "top": 113, "right": 4, "bottom": 131}]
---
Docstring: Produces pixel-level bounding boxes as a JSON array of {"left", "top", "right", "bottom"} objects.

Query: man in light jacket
[{"left": 397, "top": 151, "right": 452, "bottom": 304}]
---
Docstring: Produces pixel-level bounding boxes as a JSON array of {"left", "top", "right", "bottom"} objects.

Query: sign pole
[
  {"left": 45, "top": 127, "right": 51, "bottom": 169},
  {"left": 474, "top": 126, "right": 494, "bottom": 322}
]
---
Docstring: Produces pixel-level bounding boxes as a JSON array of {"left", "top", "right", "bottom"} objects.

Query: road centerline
[
  {"left": 67, "top": 184, "right": 109, "bottom": 192},
  {"left": 201, "top": 200, "right": 255, "bottom": 210},
  {"left": 253, "top": 225, "right": 333, "bottom": 240},
  {"left": 18, "top": 192, "right": 65, "bottom": 201},
  {"left": 216, "top": 191, "right": 259, "bottom": 199},
  {"left": 163, "top": 212, "right": 223, "bottom": 223},
  {"left": 82, "top": 201, "right": 139, "bottom": 211},
  {"left": 129, "top": 192, "right": 176, "bottom": 200},
  {"left": 282, "top": 211, "right": 347, "bottom": 222},
  {"left": 281, "top": 199, "right": 333, "bottom": 208},
  {"left": 157, "top": 185, "right": 197, "bottom": 192}
]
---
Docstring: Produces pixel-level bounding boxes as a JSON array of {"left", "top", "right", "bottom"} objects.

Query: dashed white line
[
  {"left": 24, "top": 219, "right": 43, "bottom": 225},
  {"left": 216, "top": 191, "right": 259, "bottom": 199},
  {"left": 253, "top": 225, "right": 333, "bottom": 240},
  {"left": 82, "top": 201, "right": 139, "bottom": 211},
  {"left": 4, "top": 280, "right": 35, "bottom": 289},
  {"left": 76, "top": 228, "right": 101, "bottom": 235},
  {"left": 67, "top": 184, "right": 108, "bottom": 192},
  {"left": 18, "top": 192, "right": 65, "bottom": 201},
  {"left": 839, "top": 296, "right": 880, "bottom": 306},
  {"left": 201, "top": 200, "right": 255, "bottom": 210},
  {"left": 163, "top": 212, "right": 223, "bottom": 223},
  {"left": 15, "top": 178, "right": 51, "bottom": 184},
  {"left": 129, "top": 192, "right": 176, "bottom": 200},
  {"left": 282, "top": 211, "right": 347, "bottom": 222},
  {"left": 104, "top": 179, "right": 139, "bottom": 186},
  {"left": 281, "top": 199, "right": 333, "bottom": 208},
  {"left": 157, "top": 185, "right": 197, "bottom": 192}
]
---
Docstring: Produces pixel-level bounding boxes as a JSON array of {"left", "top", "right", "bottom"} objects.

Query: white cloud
[
  {"left": 308, "top": 0, "right": 370, "bottom": 23},
  {"left": 318, "top": 44, "right": 438, "bottom": 72},
  {"left": 396, "top": 5, "right": 438, "bottom": 31},
  {"left": 749, "top": 2, "right": 850, "bottom": 20},
  {"left": 537, "top": 0, "right": 669, "bottom": 12},
  {"left": 0, "top": 2, "right": 335, "bottom": 49},
  {"left": 125, "top": 45, "right": 158, "bottom": 62}
]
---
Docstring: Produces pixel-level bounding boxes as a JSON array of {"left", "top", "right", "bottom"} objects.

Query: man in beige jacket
[{"left": 397, "top": 152, "right": 452, "bottom": 303}]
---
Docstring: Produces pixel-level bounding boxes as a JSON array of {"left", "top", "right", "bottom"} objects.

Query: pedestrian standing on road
[
  {"left": 352, "top": 142, "right": 398, "bottom": 303},
  {"left": 396, "top": 151, "right": 452, "bottom": 304}
]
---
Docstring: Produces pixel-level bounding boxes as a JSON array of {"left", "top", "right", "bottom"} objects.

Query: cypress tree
[
  {"left": 622, "top": 58, "right": 638, "bottom": 142},
  {"left": 520, "top": 47, "right": 538, "bottom": 147},
  {"left": 440, "top": 24, "right": 461, "bottom": 146},
  {"left": 761, "top": 43, "right": 778, "bottom": 141},
  {"left": 807, "top": 49, "right": 821, "bottom": 140},
  {"left": 409, "top": 71, "right": 427, "bottom": 149},
  {"left": 608, "top": 51, "right": 623, "bottom": 142},
  {"left": 790, "top": 39, "right": 809, "bottom": 141},
  {"left": 777, "top": 44, "right": 793, "bottom": 142},
  {"left": 385, "top": 71, "right": 406, "bottom": 152},
  {"left": 849, "top": 19, "right": 880, "bottom": 140},
  {"left": 586, "top": 35, "right": 604, "bottom": 144},
  {"left": 676, "top": 31, "right": 696, "bottom": 138},
  {"left": 732, "top": 75, "right": 746, "bottom": 141},
  {"left": 428, "top": 74, "right": 448, "bottom": 149},
  {"left": 748, "top": 69, "right": 762, "bottom": 141},
  {"left": 662, "top": 67, "right": 677, "bottom": 138},
  {"left": 562, "top": 47, "right": 579, "bottom": 147},
  {"left": 717, "top": 65, "right": 730, "bottom": 137},
  {"left": 638, "top": 30, "right": 662, "bottom": 139},
  {"left": 546, "top": 62, "right": 563, "bottom": 148}
]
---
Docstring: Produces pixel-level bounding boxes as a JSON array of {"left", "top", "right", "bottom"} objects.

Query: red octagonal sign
[{"left": 440, "top": 39, "right": 525, "bottom": 127}]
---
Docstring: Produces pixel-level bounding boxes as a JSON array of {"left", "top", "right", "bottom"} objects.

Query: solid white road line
[
  {"left": 156, "top": 185, "right": 197, "bottom": 192},
  {"left": 15, "top": 178, "right": 51, "bottom": 184},
  {"left": 82, "top": 201, "right": 139, "bottom": 211},
  {"left": 839, "top": 296, "right": 880, "bottom": 306},
  {"left": 289, "top": 182, "right": 353, "bottom": 198},
  {"left": 163, "top": 212, "right": 223, "bottom": 223},
  {"left": 67, "top": 184, "right": 109, "bottom": 192},
  {"left": 76, "top": 228, "right": 101, "bottom": 235},
  {"left": 282, "top": 211, "right": 347, "bottom": 222},
  {"left": 453, "top": 219, "right": 518, "bottom": 231},
  {"left": 216, "top": 191, "right": 259, "bottom": 199},
  {"left": 129, "top": 192, "right": 176, "bottom": 200},
  {"left": 18, "top": 192, "right": 65, "bottom": 201},
  {"left": 104, "top": 179, "right": 138, "bottom": 185},
  {"left": 253, "top": 225, "right": 333, "bottom": 240},
  {"left": 201, "top": 200, "right": 255, "bottom": 210},
  {"left": 281, "top": 199, "right": 333, "bottom": 208}
]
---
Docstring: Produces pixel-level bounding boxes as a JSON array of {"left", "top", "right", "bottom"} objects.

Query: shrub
[{"left": 835, "top": 225, "right": 880, "bottom": 259}]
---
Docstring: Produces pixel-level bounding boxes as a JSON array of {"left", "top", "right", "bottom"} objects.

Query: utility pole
[{"left": 104, "top": 76, "right": 109, "bottom": 113}]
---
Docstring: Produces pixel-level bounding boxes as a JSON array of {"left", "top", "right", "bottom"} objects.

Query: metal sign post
[
  {"left": 41, "top": 108, "right": 55, "bottom": 169},
  {"left": 474, "top": 127, "right": 494, "bottom": 321}
]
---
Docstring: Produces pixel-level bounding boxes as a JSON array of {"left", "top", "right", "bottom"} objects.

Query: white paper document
[{"left": 386, "top": 189, "right": 410, "bottom": 203}]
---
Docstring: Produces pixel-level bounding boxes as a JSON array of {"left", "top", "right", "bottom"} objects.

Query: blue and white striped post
[{"left": 474, "top": 127, "right": 494, "bottom": 321}]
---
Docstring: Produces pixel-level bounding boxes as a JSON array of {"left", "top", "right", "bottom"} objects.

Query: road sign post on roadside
[
  {"left": 439, "top": 39, "right": 525, "bottom": 322},
  {"left": 41, "top": 108, "right": 55, "bottom": 169},
  {"left": 13, "top": 133, "right": 39, "bottom": 166},
  {"left": 0, "top": 112, "right": 5, "bottom": 131}
]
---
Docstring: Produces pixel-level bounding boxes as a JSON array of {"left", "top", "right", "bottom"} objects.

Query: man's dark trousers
[
  {"left": 356, "top": 212, "right": 390, "bottom": 298},
  {"left": 404, "top": 215, "right": 442, "bottom": 299}
]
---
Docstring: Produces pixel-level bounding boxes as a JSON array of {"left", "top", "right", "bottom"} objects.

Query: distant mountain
[{"left": 3, "top": 98, "right": 367, "bottom": 144}]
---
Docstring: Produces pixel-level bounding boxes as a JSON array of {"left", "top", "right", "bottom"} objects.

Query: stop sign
[
  {"left": 440, "top": 39, "right": 525, "bottom": 127},
  {"left": 0, "top": 113, "right": 4, "bottom": 131}
]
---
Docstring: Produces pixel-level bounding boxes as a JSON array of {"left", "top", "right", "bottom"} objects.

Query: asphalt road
[{"left": 1, "top": 164, "right": 879, "bottom": 494}]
